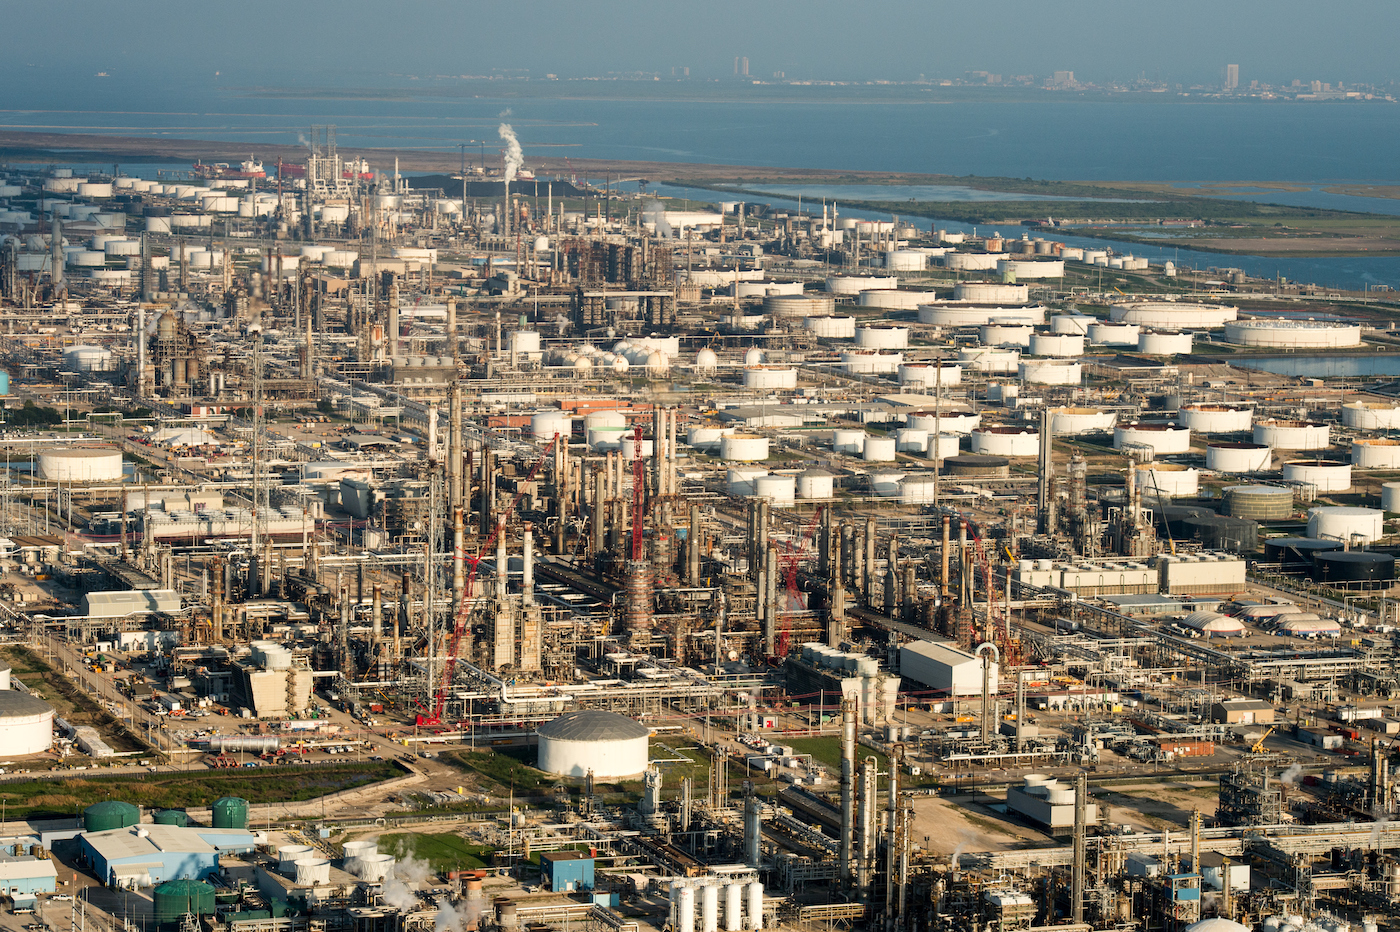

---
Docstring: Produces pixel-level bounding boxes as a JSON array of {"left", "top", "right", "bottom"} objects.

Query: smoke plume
[
  {"left": 642, "top": 199, "right": 673, "bottom": 238},
  {"left": 298, "top": 133, "right": 311, "bottom": 150},
  {"left": 498, "top": 124, "right": 523, "bottom": 184},
  {"left": 1281, "top": 763, "right": 1304, "bottom": 785},
  {"left": 378, "top": 853, "right": 434, "bottom": 910}
]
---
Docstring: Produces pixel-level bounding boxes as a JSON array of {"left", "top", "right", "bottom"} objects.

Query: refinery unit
[{"left": 6, "top": 145, "right": 1400, "bottom": 932}]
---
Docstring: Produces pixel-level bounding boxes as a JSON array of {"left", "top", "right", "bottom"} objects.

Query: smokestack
[
  {"left": 452, "top": 506, "right": 465, "bottom": 615},
  {"left": 372, "top": 583, "right": 383, "bottom": 643},
  {"left": 1038, "top": 407, "right": 1054, "bottom": 534},
  {"left": 522, "top": 523, "right": 534, "bottom": 606},
  {"left": 495, "top": 516, "right": 508, "bottom": 601},
  {"left": 140, "top": 232, "right": 152, "bottom": 302},
  {"left": 839, "top": 697, "right": 857, "bottom": 884},
  {"left": 50, "top": 216, "right": 64, "bottom": 292},
  {"left": 864, "top": 517, "right": 877, "bottom": 603},
  {"left": 446, "top": 386, "right": 461, "bottom": 510},
  {"left": 688, "top": 502, "right": 701, "bottom": 584},
  {"left": 135, "top": 307, "right": 146, "bottom": 398},
  {"left": 1071, "top": 772, "right": 1088, "bottom": 922},
  {"left": 303, "top": 300, "right": 314, "bottom": 380}
]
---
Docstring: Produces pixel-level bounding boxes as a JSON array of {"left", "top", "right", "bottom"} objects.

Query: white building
[{"left": 899, "top": 642, "right": 996, "bottom": 697}]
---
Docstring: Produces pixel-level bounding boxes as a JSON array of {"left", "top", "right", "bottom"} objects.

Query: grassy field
[
  {"left": 1, "top": 647, "right": 147, "bottom": 754},
  {"left": 0, "top": 761, "right": 400, "bottom": 820},
  {"left": 377, "top": 832, "right": 494, "bottom": 871},
  {"left": 786, "top": 736, "right": 890, "bottom": 776},
  {"left": 442, "top": 748, "right": 557, "bottom": 793}
]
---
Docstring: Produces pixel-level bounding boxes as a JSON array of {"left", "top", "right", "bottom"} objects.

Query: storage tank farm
[{"left": 17, "top": 156, "right": 1400, "bottom": 932}]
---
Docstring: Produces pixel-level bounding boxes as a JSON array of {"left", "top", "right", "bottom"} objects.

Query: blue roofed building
[{"left": 79, "top": 824, "right": 256, "bottom": 888}]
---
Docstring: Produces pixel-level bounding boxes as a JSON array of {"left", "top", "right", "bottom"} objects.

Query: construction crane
[
  {"left": 416, "top": 437, "right": 557, "bottom": 727},
  {"left": 775, "top": 507, "right": 824, "bottom": 658},
  {"left": 1251, "top": 725, "right": 1276, "bottom": 755},
  {"left": 973, "top": 536, "right": 1021, "bottom": 667}
]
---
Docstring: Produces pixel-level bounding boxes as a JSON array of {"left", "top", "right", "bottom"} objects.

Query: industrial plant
[{"left": 3, "top": 133, "right": 1400, "bottom": 932}]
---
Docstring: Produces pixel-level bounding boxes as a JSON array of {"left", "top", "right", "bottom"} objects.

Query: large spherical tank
[
  {"left": 743, "top": 348, "right": 765, "bottom": 367},
  {"left": 942, "top": 252, "right": 1000, "bottom": 271},
  {"left": 743, "top": 366, "right": 798, "bottom": 390},
  {"left": 1308, "top": 505, "right": 1382, "bottom": 542},
  {"left": 1254, "top": 420, "right": 1329, "bottom": 451},
  {"left": 919, "top": 304, "right": 1047, "bottom": 327},
  {"left": 1050, "top": 314, "right": 1094, "bottom": 336},
  {"left": 153, "top": 809, "right": 189, "bottom": 827},
  {"left": 955, "top": 281, "right": 1028, "bottom": 303},
  {"left": 1050, "top": 407, "right": 1117, "bottom": 436},
  {"left": 531, "top": 411, "right": 572, "bottom": 441},
  {"left": 1283, "top": 459, "right": 1352, "bottom": 493},
  {"left": 1352, "top": 439, "right": 1400, "bottom": 468},
  {"left": 1087, "top": 322, "right": 1140, "bottom": 346},
  {"left": 1183, "top": 515, "right": 1258, "bottom": 553},
  {"left": 898, "top": 363, "right": 961, "bottom": 388},
  {"left": 1114, "top": 423, "right": 1191, "bottom": 457},
  {"left": 1223, "top": 485, "right": 1295, "bottom": 520},
  {"left": 979, "top": 322, "right": 1034, "bottom": 347},
  {"left": 803, "top": 315, "right": 857, "bottom": 339},
  {"left": 971, "top": 426, "right": 1039, "bottom": 457},
  {"left": 1179, "top": 404, "right": 1253, "bottom": 434},
  {"left": 832, "top": 429, "right": 867, "bottom": 454},
  {"left": 856, "top": 289, "right": 926, "bottom": 310},
  {"left": 797, "top": 470, "right": 834, "bottom": 500},
  {"left": 1206, "top": 442, "right": 1271, "bottom": 473},
  {"left": 1224, "top": 319, "right": 1362, "bottom": 348},
  {"left": 720, "top": 434, "right": 769, "bottom": 462},
  {"left": 825, "top": 275, "right": 898, "bottom": 295},
  {"left": 212, "top": 796, "right": 249, "bottom": 829},
  {"left": 37, "top": 447, "right": 123, "bottom": 482},
  {"left": 863, "top": 436, "right": 897, "bottom": 462},
  {"left": 764, "top": 294, "right": 835, "bottom": 319},
  {"left": 153, "top": 880, "right": 216, "bottom": 928},
  {"left": 958, "top": 347, "right": 1021, "bottom": 374},
  {"left": 85, "top": 800, "right": 140, "bottom": 833},
  {"left": 1018, "top": 359, "right": 1081, "bottom": 385},
  {"left": 1384, "top": 481, "right": 1400, "bottom": 513},
  {"left": 753, "top": 475, "right": 796, "bottom": 504},
  {"left": 695, "top": 348, "right": 719, "bottom": 373},
  {"left": 944, "top": 454, "right": 1011, "bottom": 477},
  {"left": 583, "top": 410, "right": 627, "bottom": 432},
  {"left": 1029, "top": 333, "right": 1085, "bottom": 357},
  {"left": 536, "top": 710, "right": 650, "bottom": 779},
  {"left": 908, "top": 411, "right": 980, "bottom": 434},
  {"left": 1343, "top": 401, "right": 1400, "bottom": 430},
  {"left": 1110, "top": 302, "right": 1237, "bottom": 329},
  {"left": 1138, "top": 330, "right": 1194, "bottom": 355},
  {"left": 1136, "top": 463, "right": 1199, "bottom": 498},
  {"left": 0, "top": 690, "right": 54, "bottom": 756},
  {"left": 840, "top": 351, "right": 903, "bottom": 375},
  {"left": 1314, "top": 551, "right": 1396, "bottom": 587},
  {"left": 855, "top": 325, "right": 909, "bottom": 350},
  {"left": 1264, "top": 537, "right": 1344, "bottom": 573}
]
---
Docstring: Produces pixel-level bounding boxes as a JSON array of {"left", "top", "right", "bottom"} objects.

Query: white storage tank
[
  {"left": 826, "top": 275, "right": 898, "bottom": 295},
  {"left": 928, "top": 432, "right": 961, "bottom": 461},
  {"left": 955, "top": 281, "right": 1028, "bottom": 303},
  {"left": 1137, "top": 330, "right": 1194, "bottom": 355},
  {"left": 38, "top": 446, "right": 124, "bottom": 481},
  {"left": 885, "top": 250, "right": 926, "bottom": 271},
  {"left": 587, "top": 427, "right": 628, "bottom": 452},
  {"left": 1110, "top": 302, "right": 1237, "bottom": 329},
  {"left": 720, "top": 434, "right": 770, "bottom": 462},
  {"left": 897, "top": 363, "right": 961, "bottom": 388},
  {"left": 833, "top": 430, "right": 866, "bottom": 454},
  {"left": 1018, "top": 359, "right": 1081, "bottom": 385},
  {"left": 743, "top": 366, "right": 798, "bottom": 390},
  {"left": 583, "top": 410, "right": 627, "bottom": 431},
  {"left": 803, "top": 315, "right": 857, "bottom": 339},
  {"left": 1206, "top": 442, "right": 1272, "bottom": 474},
  {"left": 1224, "top": 319, "right": 1362, "bottom": 348},
  {"left": 696, "top": 348, "right": 719, "bottom": 373},
  {"left": 919, "top": 304, "right": 1046, "bottom": 327},
  {"left": 899, "top": 477, "right": 939, "bottom": 505},
  {"left": 1344, "top": 402, "right": 1400, "bottom": 430},
  {"left": 295, "top": 859, "right": 331, "bottom": 886},
  {"left": 1254, "top": 419, "right": 1329, "bottom": 451},
  {"left": 531, "top": 410, "right": 572, "bottom": 441},
  {"left": 1050, "top": 407, "right": 1117, "bottom": 436},
  {"left": 753, "top": 475, "right": 796, "bottom": 504},
  {"left": 278, "top": 845, "right": 315, "bottom": 872},
  {"left": 856, "top": 290, "right": 927, "bottom": 310},
  {"left": 863, "top": 436, "right": 897, "bottom": 462},
  {"left": 620, "top": 437, "right": 655, "bottom": 460},
  {"left": 508, "top": 331, "right": 542, "bottom": 356},
  {"left": 1113, "top": 423, "right": 1192, "bottom": 457},
  {"left": 998, "top": 258, "right": 1064, "bottom": 279},
  {"left": 688, "top": 426, "right": 734, "bottom": 452},
  {"left": 1383, "top": 482, "right": 1400, "bottom": 513},
  {"left": 727, "top": 468, "right": 768, "bottom": 497},
  {"left": 959, "top": 347, "right": 1021, "bottom": 373},
  {"left": 895, "top": 428, "right": 929, "bottom": 453},
  {"left": 0, "top": 691, "right": 54, "bottom": 756},
  {"left": 1283, "top": 459, "right": 1352, "bottom": 493},
  {"left": 908, "top": 411, "right": 980, "bottom": 434},
  {"left": 1087, "top": 322, "right": 1140, "bottom": 346},
  {"left": 1307, "top": 506, "right": 1383, "bottom": 543},
  {"left": 797, "top": 470, "right": 835, "bottom": 500},
  {"left": 1352, "top": 439, "right": 1400, "bottom": 468},
  {"left": 764, "top": 294, "right": 836, "bottom": 319},
  {"left": 855, "top": 326, "right": 909, "bottom": 349},
  {"left": 1029, "top": 333, "right": 1085, "bottom": 357},
  {"left": 979, "top": 322, "right": 1034, "bottom": 346},
  {"left": 1050, "top": 314, "right": 1094, "bottom": 335},
  {"left": 942, "top": 253, "right": 1000, "bottom": 271},
  {"left": 971, "top": 426, "right": 1039, "bottom": 457},
  {"left": 536, "top": 710, "right": 650, "bottom": 779},
  {"left": 840, "top": 351, "right": 903, "bottom": 375},
  {"left": 1179, "top": 403, "right": 1253, "bottom": 433},
  {"left": 1135, "top": 463, "right": 1200, "bottom": 498}
]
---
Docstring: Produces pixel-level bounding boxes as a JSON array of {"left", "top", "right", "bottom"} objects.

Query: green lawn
[
  {"left": 785, "top": 737, "right": 890, "bottom": 776},
  {"left": 441, "top": 748, "right": 557, "bottom": 793},
  {"left": 377, "top": 833, "right": 494, "bottom": 871}
]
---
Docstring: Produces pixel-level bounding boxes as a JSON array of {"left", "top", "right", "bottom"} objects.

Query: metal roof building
[
  {"left": 79, "top": 823, "right": 257, "bottom": 888},
  {"left": 80, "top": 589, "right": 183, "bottom": 618}
]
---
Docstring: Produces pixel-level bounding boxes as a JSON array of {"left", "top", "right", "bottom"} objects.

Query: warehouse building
[
  {"left": 79, "top": 823, "right": 257, "bottom": 887},
  {"left": 900, "top": 642, "right": 997, "bottom": 697},
  {"left": 1211, "top": 699, "right": 1277, "bottom": 725},
  {"left": 540, "top": 851, "right": 595, "bottom": 892}
]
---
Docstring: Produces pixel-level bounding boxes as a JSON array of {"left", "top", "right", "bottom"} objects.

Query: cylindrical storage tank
[
  {"left": 746, "top": 881, "right": 763, "bottom": 930},
  {"left": 1000, "top": 258, "right": 1064, "bottom": 279},
  {"left": 1180, "top": 404, "right": 1253, "bottom": 434},
  {"left": 856, "top": 289, "right": 927, "bottom": 310},
  {"left": 68, "top": 250, "right": 106, "bottom": 267},
  {"left": 1314, "top": 551, "right": 1397, "bottom": 588},
  {"left": 797, "top": 470, "right": 834, "bottom": 500},
  {"left": 146, "top": 216, "right": 173, "bottom": 234},
  {"left": 37, "top": 447, "right": 123, "bottom": 482},
  {"left": 899, "top": 477, "right": 939, "bottom": 504},
  {"left": 863, "top": 436, "right": 897, "bottom": 462},
  {"left": 855, "top": 325, "right": 909, "bottom": 350},
  {"left": 928, "top": 432, "right": 961, "bottom": 461},
  {"left": 153, "top": 809, "right": 189, "bottom": 827},
  {"left": 620, "top": 437, "right": 654, "bottom": 460},
  {"left": 342, "top": 840, "right": 377, "bottom": 875},
  {"left": 727, "top": 468, "right": 768, "bottom": 497},
  {"left": 885, "top": 250, "right": 926, "bottom": 271},
  {"left": 687, "top": 426, "right": 734, "bottom": 452},
  {"left": 1110, "top": 302, "right": 1237, "bottom": 329},
  {"left": 1136, "top": 328, "right": 1192, "bottom": 354},
  {"left": 955, "top": 281, "right": 1028, "bottom": 303},
  {"left": 1343, "top": 402, "right": 1400, "bottom": 430},
  {"left": 85, "top": 800, "right": 140, "bottom": 832},
  {"left": 1223, "top": 485, "right": 1294, "bottom": 520},
  {"left": 1307, "top": 505, "right": 1382, "bottom": 542},
  {"left": 0, "top": 691, "right": 58, "bottom": 756},
  {"left": 356, "top": 854, "right": 395, "bottom": 882},
  {"left": 920, "top": 304, "right": 1046, "bottom": 327},
  {"left": 908, "top": 411, "right": 980, "bottom": 434},
  {"left": 765, "top": 294, "right": 837, "bottom": 319},
  {"left": 1384, "top": 481, "right": 1400, "bottom": 513},
  {"left": 153, "top": 880, "right": 216, "bottom": 927},
  {"left": 1264, "top": 537, "right": 1344, "bottom": 573},
  {"left": 1029, "top": 333, "right": 1085, "bottom": 357},
  {"left": 77, "top": 182, "right": 113, "bottom": 198},
  {"left": 1224, "top": 319, "right": 1362, "bottom": 348},
  {"left": 1183, "top": 515, "right": 1259, "bottom": 553},
  {"left": 840, "top": 351, "right": 903, "bottom": 374},
  {"left": 753, "top": 475, "right": 795, "bottom": 504},
  {"left": 895, "top": 428, "right": 929, "bottom": 453},
  {"left": 803, "top": 315, "right": 857, "bottom": 339},
  {"left": 826, "top": 275, "right": 898, "bottom": 294},
  {"left": 1113, "top": 423, "right": 1191, "bottom": 457},
  {"left": 536, "top": 710, "right": 650, "bottom": 779},
  {"left": 869, "top": 470, "right": 905, "bottom": 497},
  {"left": 725, "top": 882, "right": 743, "bottom": 932},
  {"left": 1050, "top": 314, "right": 1094, "bottom": 336},
  {"left": 897, "top": 363, "right": 961, "bottom": 388},
  {"left": 1050, "top": 407, "right": 1117, "bottom": 436},
  {"left": 1136, "top": 463, "right": 1200, "bottom": 498},
  {"left": 1283, "top": 460, "right": 1352, "bottom": 493},
  {"left": 324, "top": 250, "right": 358, "bottom": 268},
  {"left": 1087, "top": 322, "right": 1140, "bottom": 346},
  {"left": 1254, "top": 420, "right": 1329, "bottom": 451},
  {"left": 832, "top": 429, "right": 866, "bottom": 454},
  {"left": 958, "top": 347, "right": 1021, "bottom": 373},
  {"left": 1352, "top": 439, "right": 1400, "bottom": 468},
  {"left": 678, "top": 886, "right": 696, "bottom": 932},
  {"left": 295, "top": 859, "right": 331, "bottom": 886},
  {"left": 583, "top": 410, "right": 627, "bottom": 432},
  {"left": 508, "top": 331, "right": 542, "bottom": 355},
  {"left": 971, "top": 426, "right": 1039, "bottom": 457},
  {"left": 1018, "top": 359, "right": 1081, "bottom": 385},
  {"left": 531, "top": 411, "right": 572, "bottom": 441},
  {"left": 212, "top": 796, "right": 249, "bottom": 829},
  {"left": 701, "top": 884, "right": 720, "bottom": 932},
  {"left": 278, "top": 845, "right": 315, "bottom": 871},
  {"left": 979, "top": 322, "right": 1034, "bottom": 346},
  {"left": 942, "top": 252, "right": 1000, "bottom": 271},
  {"left": 720, "top": 434, "right": 769, "bottom": 462},
  {"left": 943, "top": 454, "right": 1011, "bottom": 477},
  {"left": 1207, "top": 442, "right": 1272, "bottom": 474},
  {"left": 744, "top": 366, "right": 798, "bottom": 390}
]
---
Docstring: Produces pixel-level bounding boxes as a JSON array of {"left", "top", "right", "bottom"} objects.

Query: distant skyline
[{"left": 2, "top": 0, "right": 1399, "bottom": 92}]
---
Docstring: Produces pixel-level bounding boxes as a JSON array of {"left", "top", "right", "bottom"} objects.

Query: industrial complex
[{"left": 2, "top": 136, "right": 1400, "bottom": 932}]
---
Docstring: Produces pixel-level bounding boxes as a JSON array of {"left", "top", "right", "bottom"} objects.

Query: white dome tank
[
  {"left": 832, "top": 430, "right": 866, "bottom": 454},
  {"left": 646, "top": 351, "right": 670, "bottom": 375},
  {"left": 696, "top": 348, "right": 719, "bottom": 373},
  {"left": 744, "top": 348, "right": 765, "bottom": 366},
  {"left": 584, "top": 410, "right": 627, "bottom": 432},
  {"left": 895, "top": 428, "right": 929, "bottom": 453},
  {"left": 536, "top": 710, "right": 650, "bottom": 779},
  {"left": 531, "top": 411, "right": 572, "bottom": 441},
  {"left": 797, "top": 470, "right": 834, "bottom": 500},
  {"left": 1307, "top": 506, "right": 1382, "bottom": 542}
]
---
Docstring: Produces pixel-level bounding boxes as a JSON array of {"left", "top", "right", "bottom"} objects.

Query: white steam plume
[
  {"left": 298, "top": 133, "right": 311, "bottom": 150},
  {"left": 1281, "top": 763, "right": 1304, "bottom": 785},
  {"left": 378, "top": 852, "right": 434, "bottom": 910},
  {"left": 643, "top": 199, "right": 673, "bottom": 238},
  {"left": 434, "top": 897, "right": 463, "bottom": 932},
  {"left": 498, "top": 124, "right": 523, "bottom": 184}
]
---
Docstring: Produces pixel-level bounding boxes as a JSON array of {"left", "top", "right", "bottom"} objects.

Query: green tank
[
  {"left": 152, "top": 879, "right": 215, "bottom": 927},
  {"left": 153, "top": 809, "right": 189, "bottom": 827},
  {"left": 83, "top": 801, "right": 140, "bottom": 832},
  {"left": 211, "top": 796, "right": 248, "bottom": 830}
]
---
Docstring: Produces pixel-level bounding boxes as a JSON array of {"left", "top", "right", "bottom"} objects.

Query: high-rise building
[
  {"left": 1225, "top": 64, "right": 1239, "bottom": 90},
  {"left": 742, "top": 57, "right": 749, "bottom": 77},
  {"left": 1053, "top": 71, "right": 1074, "bottom": 87}
]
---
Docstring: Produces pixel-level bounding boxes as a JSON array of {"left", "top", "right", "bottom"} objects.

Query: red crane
[
  {"left": 416, "top": 437, "right": 556, "bottom": 727},
  {"left": 775, "top": 506, "right": 824, "bottom": 659},
  {"left": 631, "top": 424, "right": 645, "bottom": 561}
]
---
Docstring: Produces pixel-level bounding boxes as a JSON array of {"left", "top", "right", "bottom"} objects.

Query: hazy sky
[{"left": 3, "top": 0, "right": 1398, "bottom": 88}]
